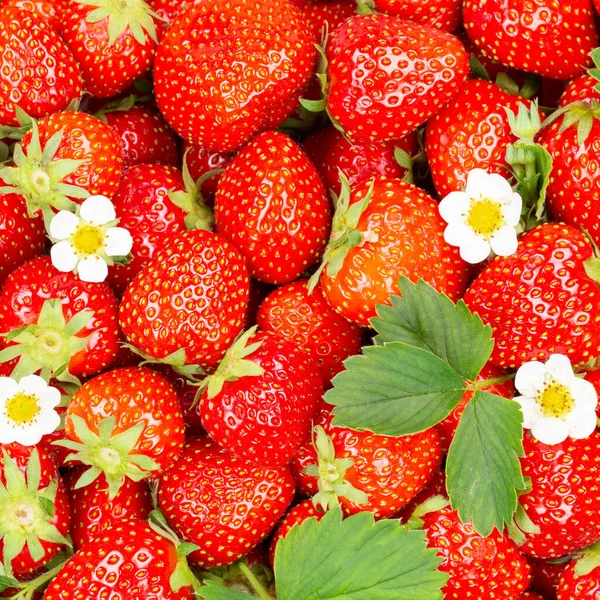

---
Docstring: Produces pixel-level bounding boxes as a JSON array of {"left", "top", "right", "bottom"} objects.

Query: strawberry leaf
[
  {"left": 446, "top": 391, "right": 525, "bottom": 537},
  {"left": 197, "top": 584, "right": 257, "bottom": 600},
  {"left": 274, "top": 508, "right": 447, "bottom": 599}
]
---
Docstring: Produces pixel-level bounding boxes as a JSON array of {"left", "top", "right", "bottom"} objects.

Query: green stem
[
  {"left": 468, "top": 373, "right": 515, "bottom": 391},
  {"left": 238, "top": 562, "right": 275, "bottom": 600}
]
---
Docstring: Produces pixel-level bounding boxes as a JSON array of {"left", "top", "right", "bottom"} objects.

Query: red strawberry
[
  {"left": 394, "top": 468, "right": 447, "bottom": 523},
  {"left": 119, "top": 229, "right": 249, "bottom": 372},
  {"left": 290, "top": 0, "right": 356, "bottom": 40},
  {"left": 256, "top": 279, "right": 363, "bottom": 386},
  {"left": 199, "top": 329, "right": 324, "bottom": 467},
  {"left": 529, "top": 556, "right": 569, "bottom": 600},
  {"left": 2, "top": 0, "right": 69, "bottom": 32},
  {"left": 214, "top": 131, "right": 332, "bottom": 285},
  {"left": 363, "top": 0, "right": 461, "bottom": 32},
  {"left": 42, "top": 519, "right": 194, "bottom": 600},
  {"left": 559, "top": 74, "right": 600, "bottom": 107},
  {"left": 181, "top": 142, "right": 233, "bottom": 204},
  {"left": 521, "top": 593, "right": 545, "bottom": 600},
  {"left": 518, "top": 430, "right": 600, "bottom": 559},
  {"left": 0, "top": 7, "right": 82, "bottom": 126},
  {"left": 157, "top": 436, "right": 295, "bottom": 568},
  {"left": 421, "top": 503, "right": 531, "bottom": 598},
  {"left": 325, "top": 14, "right": 469, "bottom": 143},
  {"left": 63, "top": 468, "right": 152, "bottom": 550},
  {"left": 154, "top": 0, "right": 316, "bottom": 151},
  {"left": 463, "top": 0, "right": 598, "bottom": 80},
  {"left": 463, "top": 223, "right": 600, "bottom": 370},
  {"left": 557, "top": 552, "right": 600, "bottom": 599}
]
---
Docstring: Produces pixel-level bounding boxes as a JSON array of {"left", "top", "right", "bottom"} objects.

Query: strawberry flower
[
  {"left": 514, "top": 354, "right": 598, "bottom": 445},
  {"left": 49, "top": 195, "right": 132, "bottom": 283},
  {"left": 439, "top": 169, "right": 522, "bottom": 264},
  {"left": 0, "top": 375, "right": 61, "bottom": 445}
]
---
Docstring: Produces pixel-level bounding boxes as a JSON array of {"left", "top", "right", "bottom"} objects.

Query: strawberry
[
  {"left": 302, "top": 126, "right": 418, "bottom": 194},
  {"left": 256, "top": 279, "right": 363, "bottom": 386},
  {"left": 41, "top": 519, "right": 194, "bottom": 600},
  {"left": 557, "top": 550, "right": 600, "bottom": 599},
  {"left": 199, "top": 329, "right": 324, "bottom": 467},
  {"left": 0, "top": 444, "right": 70, "bottom": 578},
  {"left": 518, "top": 430, "right": 600, "bottom": 559},
  {"left": 361, "top": 0, "right": 461, "bottom": 32},
  {"left": 2, "top": 0, "right": 69, "bottom": 32},
  {"left": 156, "top": 436, "right": 295, "bottom": 568},
  {"left": 463, "top": 223, "right": 600, "bottom": 370},
  {"left": 0, "top": 7, "right": 81, "bottom": 126},
  {"left": 60, "top": 366, "right": 185, "bottom": 496},
  {"left": 60, "top": 0, "right": 161, "bottom": 98},
  {"left": 529, "top": 556, "right": 569, "bottom": 600},
  {"left": 154, "top": 0, "right": 316, "bottom": 151},
  {"left": 559, "top": 74, "right": 600, "bottom": 107},
  {"left": 463, "top": 0, "right": 598, "bottom": 80},
  {"left": 313, "top": 176, "right": 469, "bottom": 326},
  {"left": 63, "top": 467, "right": 152, "bottom": 550},
  {"left": 421, "top": 503, "right": 531, "bottom": 598},
  {"left": 181, "top": 142, "right": 233, "bottom": 204},
  {"left": 325, "top": 14, "right": 469, "bottom": 143},
  {"left": 425, "top": 79, "right": 525, "bottom": 197},
  {"left": 119, "top": 229, "right": 249, "bottom": 372},
  {"left": 0, "top": 256, "right": 121, "bottom": 382},
  {"left": 214, "top": 132, "right": 332, "bottom": 285},
  {"left": 521, "top": 593, "right": 545, "bottom": 600},
  {"left": 290, "top": 0, "right": 356, "bottom": 40},
  {"left": 0, "top": 192, "right": 46, "bottom": 286}
]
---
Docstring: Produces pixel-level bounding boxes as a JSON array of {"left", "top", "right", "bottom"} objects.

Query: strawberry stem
[
  {"left": 467, "top": 373, "right": 515, "bottom": 391},
  {"left": 238, "top": 562, "right": 275, "bottom": 600}
]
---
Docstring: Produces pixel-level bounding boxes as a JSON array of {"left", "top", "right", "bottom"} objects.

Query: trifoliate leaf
[
  {"left": 372, "top": 278, "right": 493, "bottom": 381},
  {"left": 275, "top": 508, "right": 447, "bottom": 600},
  {"left": 446, "top": 391, "right": 525, "bottom": 537}
]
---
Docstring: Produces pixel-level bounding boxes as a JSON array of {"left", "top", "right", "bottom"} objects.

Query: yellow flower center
[
  {"left": 71, "top": 224, "right": 104, "bottom": 256},
  {"left": 466, "top": 198, "right": 504, "bottom": 237},
  {"left": 5, "top": 392, "right": 41, "bottom": 426},
  {"left": 536, "top": 381, "right": 574, "bottom": 418}
]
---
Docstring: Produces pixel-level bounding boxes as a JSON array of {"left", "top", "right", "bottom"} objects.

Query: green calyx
[
  {"left": 0, "top": 299, "right": 93, "bottom": 386},
  {"left": 0, "top": 450, "right": 70, "bottom": 577},
  {"left": 74, "top": 0, "right": 161, "bottom": 46},
  {"left": 55, "top": 415, "right": 160, "bottom": 499},
  {"left": 543, "top": 99, "right": 600, "bottom": 145},
  {"left": 120, "top": 343, "right": 205, "bottom": 382},
  {"left": 0, "top": 119, "right": 89, "bottom": 226},
  {"left": 356, "top": 0, "right": 377, "bottom": 14},
  {"left": 0, "top": 105, "right": 34, "bottom": 144},
  {"left": 200, "top": 559, "right": 275, "bottom": 598},
  {"left": 406, "top": 495, "right": 450, "bottom": 530},
  {"left": 303, "top": 426, "right": 368, "bottom": 512},
  {"left": 308, "top": 171, "right": 376, "bottom": 293},
  {"left": 574, "top": 540, "right": 600, "bottom": 578},
  {"left": 506, "top": 478, "right": 540, "bottom": 546},
  {"left": 587, "top": 47, "right": 600, "bottom": 92}
]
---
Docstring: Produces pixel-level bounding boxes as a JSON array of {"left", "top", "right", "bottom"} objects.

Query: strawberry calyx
[
  {"left": 308, "top": 172, "right": 376, "bottom": 293},
  {"left": 121, "top": 343, "right": 205, "bottom": 382},
  {"left": 356, "top": 0, "right": 377, "bottom": 15},
  {"left": 55, "top": 415, "right": 160, "bottom": 499},
  {"left": 587, "top": 47, "right": 600, "bottom": 92},
  {"left": 0, "top": 106, "right": 34, "bottom": 145},
  {"left": 506, "top": 478, "right": 541, "bottom": 546},
  {"left": 303, "top": 425, "right": 368, "bottom": 511},
  {"left": 0, "top": 450, "right": 70, "bottom": 577},
  {"left": 0, "top": 299, "right": 94, "bottom": 386},
  {"left": 573, "top": 540, "right": 600, "bottom": 578},
  {"left": 544, "top": 99, "right": 600, "bottom": 145},
  {"left": 405, "top": 495, "right": 451, "bottom": 530},
  {"left": 200, "top": 559, "right": 275, "bottom": 597}
]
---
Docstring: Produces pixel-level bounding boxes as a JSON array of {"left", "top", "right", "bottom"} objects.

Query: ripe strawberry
[
  {"left": 199, "top": 329, "right": 324, "bottom": 467},
  {"left": 302, "top": 126, "right": 417, "bottom": 194},
  {"left": 61, "top": 366, "right": 185, "bottom": 495},
  {"left": 529, "top": 555, "right": 569, "bottom": 600},
  {"left": 363, "top": 0, "right": 461, "bottom": 32},
  {"left": 315, "top": 176, "right": 469, "bottom": 326},
  {"left": 464, "top": 224, "right": 600, "bottom": 370},
  {"left": 42, "top": 519, "right": 194, "bottom": 600},
  {"left": 157, "top": 436, "right": 295, "bottom": 568},
  {"left": 119, "top": 229, "right": 249, "bottom": 371},
  {"left": 559, "top": 74, "right": 600, "bottom": 107},
  {"left": 2, "top": 0, "right": 69, "bottom": 32},
  {"left": 557, "top": 553, "right": 600, "bottom": 599},
  {"left": 325, "top": 14, "right": 469, "bottom": 143},
  {"left": 256, "top": 280, "right": 363, "bottom": 386},
  {"left": 463, "top": 0, "right": 598, "bottom": 80},
  {"left": 214, "top": 132, "right": 332, "bottom": 285},
  {"left": 181, "top": 142, "right": 233, "bottom": 204},
  {"left": 0, "top": 7, "right": 82, "bottom": 126},
  {"left": 394, "top": 468, "right": 447, "bottom": 523},
  {"left": 290, "top": 0, "right": 356, "bottom": 40},
  {"left": 425, "top": 79, "right": 525, "bottom": 197},
  {"left": 63, "top": 468, "right": 152, "bottom": 550},
  {"left": 521, "top": 593, "right": 545, "bottom": 600},
  {"left": 0, "top": 256, "right": 121, "bottom": 382},
  {"left": 518, "top": 430, "right": 600, "bottom": 559},
  {"left": 154, "top": 0, "right": 316, "bottom": 151},
  {"left": 60, "top": 0, "right": 161, "bottom": 98},
  {"left": 421, "top": 503, "right": 531, "bottom": 597}
]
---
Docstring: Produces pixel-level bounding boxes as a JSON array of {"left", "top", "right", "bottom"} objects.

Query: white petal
[
  {"left": 37, "top": 386, "right": 62, "bottom": 410},
  {"left": 80, "top": 195, "right": 116, "bottom": 225},
  {"left": 12, "top": 421, "right": 46, "bottom": 446},
  {"left": 489, "top": 225, "right": 518, "bottom": 257},
  {"left": 0, "top": 424, "right": 18, "bottom": 445},
  {"left": 486, "top": 172, "right": 514, "bottom": 202},
  {"left": 502, "top": 193, "right": 523, "bottom": 227},
  {"left": 439, "top": 192, "right": 471, "bottom": 223},
  {"left": 51, "top": 240, "right": 79, "bottom": 273},
  {"left": 0, "top": 377, "right": 18, "bottom": 401},
  {"left": 464, "top": 168, "right": 490, "bottom": 198},
  {"left": 49, "top": 210, "right": 79, "bottom": 240},
  {"left": 566, "top": 406, "right": 597, "bottom": 440},
  {"left": 515, "top": 361, "right": 547, "bottom": 396},
  {"left": 514, "top": 396, "right": 543, "bottom": 429},
  {"left": 17, "top": 374, "right": 48, "bottom": 396},
  {"left": 545, "top": 354, "right": 574, "bottom": 386},
  {"left": 459, "top": 235, "right": 491, "bottom": 264},
  {"left": 77, "top": 255, "right": 109, "bottom": 283},
  {"left": 571, "top": 377, "right": 599, "bottom": 409},
  {"left": 37, "top": 408, "right": 61, "bottom": 436},
  {"left": 444, "top": 221, "right": 473, "bottom": 247},
  {"left": 104, "top": 227, "right": 133, "bottom": 257},
  {"left": 531, "top": 416, "right": 570, "bottom": 445}
]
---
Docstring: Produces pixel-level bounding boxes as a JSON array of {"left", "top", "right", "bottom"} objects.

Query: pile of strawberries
[{"left": 3, "top": 0, "right": 600, "bottom": 598}]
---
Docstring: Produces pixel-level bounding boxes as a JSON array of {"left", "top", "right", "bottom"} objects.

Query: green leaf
[
  {"left": 372, "top": 278, "right": 493, "bottom": 381},
  {"left": 446, "top": 391, "right": 525, "bottom": 537},
  {"left": 275, "top": 508, "right": 447, "bottom": 600},
  {"left": 197, "top": 583, "right": 255, "bottom": 600},
  {"left": 326, "top": 343, "right": 466, "bottom": 436}
]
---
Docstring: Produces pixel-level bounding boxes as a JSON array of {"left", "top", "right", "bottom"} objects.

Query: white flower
[
  {"left": 514, "top": 354, "right": 598, "bottom": 445},
  {"left": 49, "top": 195, "right": 132, "bottom": 283},
  {"left": 439, "top": 169, "right": 522, "bottom": 264},
  {"left": 0, "top": 375, "right": 61, "bottom": 446}
]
